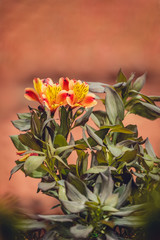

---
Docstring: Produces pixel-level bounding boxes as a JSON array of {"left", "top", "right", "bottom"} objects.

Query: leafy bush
[{"left": 10, "top": 72, "right": 160, "bottom": 239}]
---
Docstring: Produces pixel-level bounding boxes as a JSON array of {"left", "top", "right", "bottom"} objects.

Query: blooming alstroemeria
[
  {"left": 24, "top": 78, "right": 53, "bottom": 105},
  {"left": 43, "top": 84, "right": 68, "bottom": 112},
  {"left": 66, "top": 80, "right": 97, "bottom": 108},
  {"left": 59, "top": 77, "right": 75, "bottom": 91},
  {"left": 17, "top": 150, "right": 38, "bottom": 162}
]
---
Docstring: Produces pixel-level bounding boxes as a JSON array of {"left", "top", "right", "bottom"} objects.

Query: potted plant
[{"left": 10, "top": 71, "right": 160, "bottom": 239}]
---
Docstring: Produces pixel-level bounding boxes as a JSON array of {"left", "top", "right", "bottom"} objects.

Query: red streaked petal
[
  {"left": 59, "top": 77, "right": 70, "bottom": 91},
  {"left": 81, "top": 93, "right": 97, "bottom": 108},
  {"left": 24, "top": 88, "right": 41, "bottom": 103},
  {"left": 66, "top": 90, "right": 76, "bottom": 107},
  {"left": 56, "top": 90, "right": 68, "bottom": 104},
  {"left": 16, "top": 150, "right": 26, "bottom": 156}
]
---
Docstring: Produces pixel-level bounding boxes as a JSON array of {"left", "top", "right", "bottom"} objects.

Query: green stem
[{"left": 43, "top": 160, "right": 59, "bottom": 182}]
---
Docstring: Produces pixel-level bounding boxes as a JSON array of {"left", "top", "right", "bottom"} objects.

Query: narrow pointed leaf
[
  {"left": 105, "top": 86, "right": 124, "bottom": 124},
  {"left": 74, "top": 107, "right": 93, "bottom": 127},
  {"left": 10, "top": 135, "right": 28, "bottom": 151},
  {"left": 86, "top": 125, "right": 104, "bottom": 146}
]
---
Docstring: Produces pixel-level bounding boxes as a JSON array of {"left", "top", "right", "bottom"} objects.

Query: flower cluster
[{"left": 24, "top": 77, "right": 97, "bottom": 112}]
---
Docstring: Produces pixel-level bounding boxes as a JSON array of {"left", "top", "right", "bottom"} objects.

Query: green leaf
[
  {"left": 90, "top": 113, "right": 100, "bottom": 127},
  {"left": 54, "top": 134, "right": 68, "bottom": 147},
  {"left": 82, "top": 127, "right": 91, "bottom": 149},
  {"left": 86, "top": 125, "right": 104, "bottom": 146},
  {"left": 11, "top": 119, "right": 31, "bottom": 131},
  {"left": 100, "top": 172, "right": 114, "bottom": 203},
  {"left": 9, "top": 163, "right": 24, "bottom": 180},
  {"left": 118, "top": 149, "right": 137, "bottom": 163},
  {"left": 24, "top": 156, "right": 46, "bottom": 175},
  {"left": 70, "top": 224, "right": 93, "bottom": 239},
  {"left": 53, "top": 155, "right": 69, "bottom": 169},
  {"left": 117, "top": 180, "right": 132, "bottom": 208},
  {"left": 114, "top": 215, "right": 145, "bottom": 227},
  {"left": 31, "top": 111, "right": 41, "bottom": 136},
  {"left": 74, "top": 107, "right": 93, "bottom": 128},
  {"left": 29, "top": 167, "right": 47, "bottom": 178},
  {"left": 39, "top": 214, "right": 77, "bottom": 222},
  {"left": 116, "top": 69, "right": 127, "bottom": 83},
  {"left": 17, "top": 112, "right": 31, "bottom": 119},
  {"left": 130, "top": 101, "right": 160, "bottom": 120},
  {"left": 145, "top": 138, "right": 156, "bottom": 158},
  {"left": 129, "top": 90, "right": 155, "bottom": 105},
  {"left": 65, "top": 181, "right": 87, "bottom": 202},
  {"left": 59, "top": 106, "right": 70, "bottom": 137},
  {"left": 58, "top": 185, "right": 68, "bottom": 200},
  {"left": 96, "top": 150, "right": 107, "bottom": 164},
  {"left": 85, "top": 166, "right": 113, "bottom": 174},
  {"left": 108, "top": 145, "right": 122, "bottom": 157},
  {"left": 100, "top": 125, "right": 135, "bottom": 134},
  {"left": 55, "top": 145, "right": 75, "bottom": 155},
  {"left": 149, "top": 96, "right": 160, "bottom": 102},
  {"left": 104, "top": 194, "right": 119, "bottom": 208},
  {"left": 38, "top": 182, "right": 56, "bottom": 191},
  {"left": 10, "top": 135, "right": 28, "bottom": 151},
  {"left": 18, "top": 132, "right": 42, "bottom": 151},
  {"left": 113, "top": 204, "right": 145, "bottom": 217},
  {"left": 101, "top": 206, "right": 118, "bottom": 212},
  {"left": 67, "top": 173, "right": 98, "bottom": 202},
  {"left": 132, "top": 73, "right": 146, "bottom": 92},
  {"left": 105, "top": 86, "right": 124, "bottom": 124},
  {"left": 61, "top": 200, "right": 85, "bottom": 213},
  {"left": 73, "top": 107, "right": 85, "bottom": 120},
  {"left": 92, "top": 110, "right": 108, "bottom": 126},
  {"left": 76, "top": 128, "right": 109, "bottom": 148}
]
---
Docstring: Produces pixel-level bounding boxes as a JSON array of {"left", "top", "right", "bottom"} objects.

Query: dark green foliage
[{"left": 10, "top": 70, "right": 160, "bottom": 239}]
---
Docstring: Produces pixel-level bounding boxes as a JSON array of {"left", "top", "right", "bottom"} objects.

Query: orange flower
[
  {"left": 24, "top": 78, "right": 53, "bottom": 105},
  {"left": 66, "top": 80, "right": 97, "bottom": 108},
  {"left": 43, "top": 84, "right": 68, "bottom": 112},
  {"left": 59, "top": 77, "right": 75, "bottom": 91}
]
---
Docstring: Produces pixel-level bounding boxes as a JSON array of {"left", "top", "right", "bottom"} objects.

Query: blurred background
[{"left": 0, "top": 0, "right": 160, "bottom": 214}]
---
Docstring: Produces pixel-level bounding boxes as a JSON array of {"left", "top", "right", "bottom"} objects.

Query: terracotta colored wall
[{"left": 0, "top": 0, "right": 160, "bottom": 213}]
